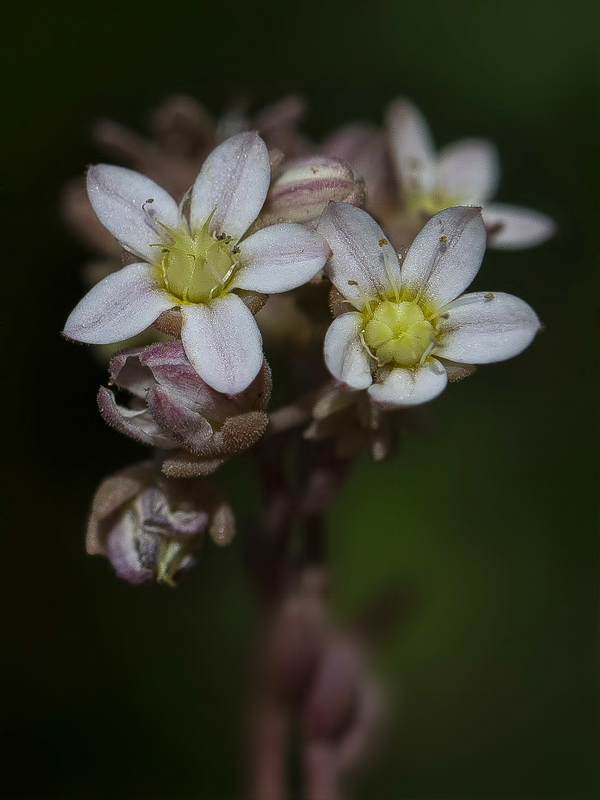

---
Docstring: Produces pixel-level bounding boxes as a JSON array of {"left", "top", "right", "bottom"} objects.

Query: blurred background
[{"left": 2, "top": 0, "right": 598, "bottom": 797}]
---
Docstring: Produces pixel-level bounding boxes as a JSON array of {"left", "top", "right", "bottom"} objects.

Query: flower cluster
[{"left": 64, "top": 94, "right": 551, "bottom": 583}]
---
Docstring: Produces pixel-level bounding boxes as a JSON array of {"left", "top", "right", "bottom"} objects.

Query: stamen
[
  {"left": 204, "top": 242, "right": 228, "bottom": 285},
  {"left": 220, "top": 260, "right": 239, "bottom": 287},
  {"left": 437, "top": 292, "right": 494, "bottom": 316},
  {"left": 359, "top": 331, "right": 379, "bottom": 364},
  {"left": 141, "top": 198, "right": 174, "bottom": 240},
  {"left": 419, "top": 335, "right": 438, "bottom": 365},
  {"left": 177, "top": 186, "right": 193, "bottom": 220},
  {"left": 380, "top": 243, "right": 401, "bottom": 302},
  {"left": 346, "top": 279, "right": 372, "bottom": 313}
]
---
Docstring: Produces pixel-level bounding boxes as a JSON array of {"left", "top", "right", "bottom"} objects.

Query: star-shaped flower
[
  {"left": 64, "top": 132, "right": 330, "bottom": 394},
  {"left": 386, "top": 98, "right": 556, "bottom": 249},
  {"left": 318, "top": 203, "right": 541, "bottom": 407}
]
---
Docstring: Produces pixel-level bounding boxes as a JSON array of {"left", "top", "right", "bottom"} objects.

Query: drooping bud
[
  {"left": 97, "top": 341, "right": 271, "bottom": 475},
  {"left": 86, "top": 462, "right": 234, "bottom": 585},
  {"left": 256, "top": 156, "right": 365, "bottom": 231}
]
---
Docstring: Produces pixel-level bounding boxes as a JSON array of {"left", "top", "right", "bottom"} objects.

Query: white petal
[
  {"left": 234, "top": 224, "right": 329, "bottom": 292},
  {"left": 86, "top": 165, "right": 180, "bottom": 261},
  {"left": 437, "top": 291, "right": 541, "bottom": 363},
  {"left": 317, "top": 203, "right": 401, "bottom": 307},
  {"left": 324, "top": 312, "right": 372, "bottom": 390},
  {"left": 400, "top": 206, "right": 487, "bottom": 307},
  {"left": 190, "top": 132, "right": 270, "bottom": 240},
  {"left": 386, "top": 98, "right": 438, "bottom": 195},
  {"left": 368, "top": 360, "right": 448, "bottom": 407},
  {"left": 438, "top": 138, "right": 500, "bottom": 204},
  {"left": 483, "top": 203, "right": 556, "bottom": 249},
  {"left": 180, "top": 294, "right": 263, "bottom": 395},
  {"left": 63, "top": 263, "right": 174, "bottom": 344}
]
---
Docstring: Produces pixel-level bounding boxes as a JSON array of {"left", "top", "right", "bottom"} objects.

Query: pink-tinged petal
[
  {"left": 147, "top": 385, "right": 215, "bottom": 456},
  {"left": 318, "top": 203, "right": 401, "bottom": 307},
  {"left": 253, "top": 95, "right": 310, "bottom": 156},
  {"left": 368, "top": 360, "right": 448, "bottom": 407},
  {"left": 483, "top": 203, "right": 557, "bottom": 249},
  {"left": 386, "top": 98, "right": 437, "bottom": 195},
  {"left": 109, "top": 347, "right": 155, "bottom": 399},
  {"left": 324, "top": 312, "right": 372, "bottom": 390},
  {"left": 180, "top": 294, "right": 263, "bottom": 395},
  {"left": 87, "top": 462, "right": 155, "bottom": 555},
  {"left": 322, "top": 124, "right": 379, "bottom": 166},
  {"left": 400, "top": 206, "right": 487, "bottom": 307},
  {"left": 438, "top": 138, "right": 500, "bottom": 204},
  {"left": 140, "top": 341, "right": 219, "bottom": 403},
  {"left": 97, "top": 386, "right": 179, "bottom": 448},
  {"left": 190, "top": 132, "right": 270, "bottom": 240},
  {"left": 262, "top": 156, "right": 364, "bottom": 226},
  {"left": 63, "top": 262, "right": 174, "bottom": 344},
  {"left": 234, "top": 224, "right": 329, "bottom": 292},
  {"left": 106, "top": 513, "right": 153, "bottom": 584},
  {"left": 321, "top": 126, "right": 389, "bottom": 210},
  {"left": 437, "top": 291, "right": 541, "bottom": 363},
  {"left": 86, "top": 165, "right": 180, "bottom": 260}
]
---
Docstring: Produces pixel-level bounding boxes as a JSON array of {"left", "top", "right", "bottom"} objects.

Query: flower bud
[
  {"left": 86, "top": 462, "right": 234, "bottom": 585},
  {"left": 98, "top": 341, "right": 271, "bottom": 474},
  {"left": 257, "top": 156, "right": 365, "bottom": 230}
]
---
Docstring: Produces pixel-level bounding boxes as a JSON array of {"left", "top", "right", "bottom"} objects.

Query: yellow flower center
[
  {"left": 405, "top": 188, "right": 461, "bottom": 218},
  {"left": 362, "top": 299, "right": 437, "bottom": 367},
  {"left": 154, "top": 212, "right": 238, "bottom": 304}
]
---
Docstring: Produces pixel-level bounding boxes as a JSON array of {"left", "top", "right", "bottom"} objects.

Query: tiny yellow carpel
[
  {"left": 362, "top": 299, "right": 438, "bottom": 368},
  {"left": 151, "top": 210, "right": 239, "bottom": 305}
]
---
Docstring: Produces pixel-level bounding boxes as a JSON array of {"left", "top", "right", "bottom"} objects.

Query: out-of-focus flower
[
  {"left": 318, "top": 203, "right": 541, "bottom": 407},
  {"left": 86, "top": 462, "right": 235, "bottom": 585},
  {"left": 63, "top": 132, "right": 330, "bottom": 394},
  {"left": 325, "top": 99, "right": 556, "bottom": 250},
  {"left": 98, "top": 341, "right": 271, "bottom": 476},
  {"left": 386, "top": 98, "right": 556, "bottom": 249},
  {"left": 254, "top": 568, "right": 384, "bottom": 798},
  {"left": 322, "top": 123, "right": 394, "bottom": 220}
]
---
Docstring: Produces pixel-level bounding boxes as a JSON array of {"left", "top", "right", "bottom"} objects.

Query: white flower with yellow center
[
  {"left": 387, "top": 98, "right": 556, "bottom": 249},
  {"left": 64, "top": 132, "right": 330, "bottom": 394},
  {"left": 318, "top": 203, "right": 541, "bottom": 407}
]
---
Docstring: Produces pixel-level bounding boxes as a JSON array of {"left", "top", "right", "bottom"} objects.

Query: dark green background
[{"left": 3, "top": 0, "right": 598, "bottom": 797}]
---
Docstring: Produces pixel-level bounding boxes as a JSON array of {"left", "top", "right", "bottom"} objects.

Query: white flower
[
  {"left": 64, "top": 132, "right": 330, "bottom": 394},
  {"left": 318, "top": 203, "right": 541, "bottom": 407},
  {"left": 387, "top": 98, "right": 556, "bottom": 249}
]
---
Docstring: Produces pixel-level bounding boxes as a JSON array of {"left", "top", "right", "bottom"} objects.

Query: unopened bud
[
  {"left": 98, "top": 341, "right": 271, "bottom": 472},
  {"left": 86, "top": 463, "right": 235, "bottom": 585},
  {"left": 258, "top": 156, "right": 365, "bottom": 229}
]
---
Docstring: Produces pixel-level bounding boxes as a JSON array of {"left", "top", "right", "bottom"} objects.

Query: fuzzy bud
[
  {"left": 98, "top": 341, "right": 271, "bottom": 474},
  {"left": 86, "top": 462, "right": 234, "bottom": 585}
]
